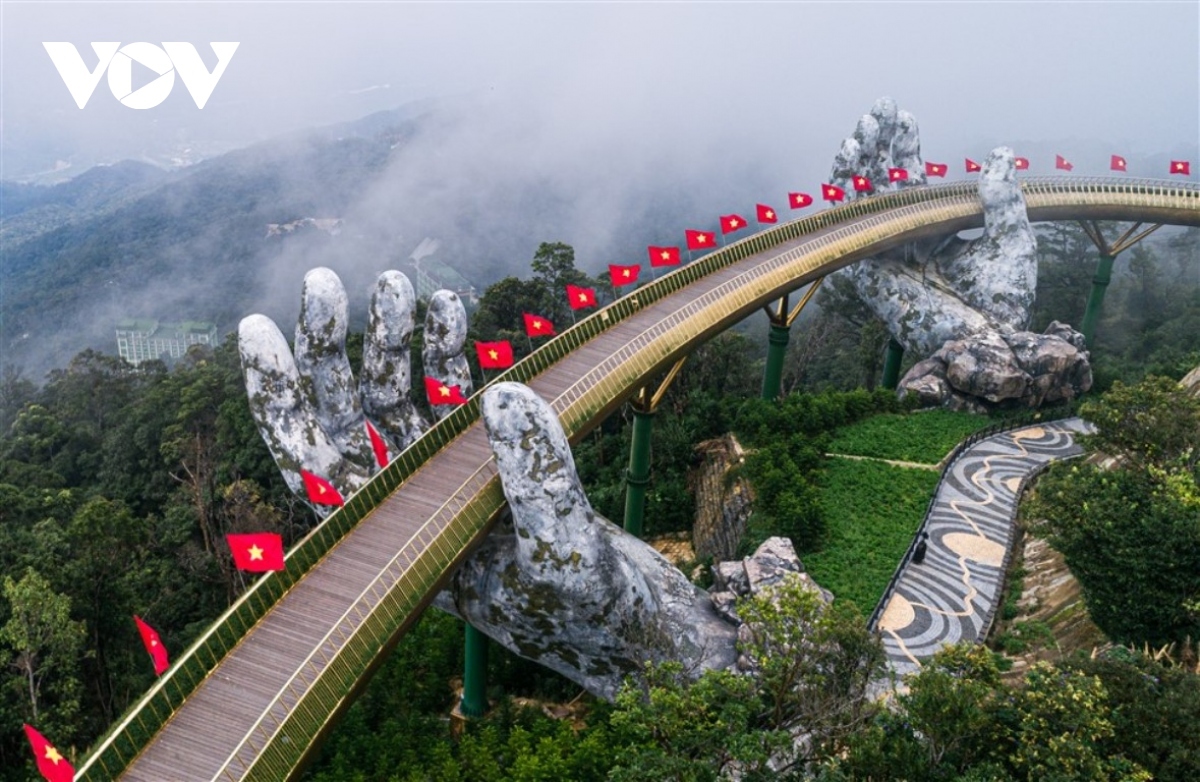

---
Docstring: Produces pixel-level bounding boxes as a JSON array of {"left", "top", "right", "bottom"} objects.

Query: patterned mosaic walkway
[{"left": 874, "top": 418, "right": 1091, "bottom": 680}]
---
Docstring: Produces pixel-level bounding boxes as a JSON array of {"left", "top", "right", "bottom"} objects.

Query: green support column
[
  {"left": 460, "top": 623, "right": 488, "bottom": 718},
  {"left": 623, "top": 406, "right": 655, "bottom": 537},
  {"left": 881, "top": 339, "right": 905, "bottom": 390},
  {"left": 1080, "top": 253, "right": 1115, "bottom": 348},
  {"left": 761, "top": 323, "right": 791, "bottom": 400}
]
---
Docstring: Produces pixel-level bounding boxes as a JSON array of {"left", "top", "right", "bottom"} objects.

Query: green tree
[{"left": 0, "top": 568, "right": 86, "bottom": 735}]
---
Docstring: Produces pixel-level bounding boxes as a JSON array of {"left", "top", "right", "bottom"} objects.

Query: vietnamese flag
[
  {"left": 1055, "top": 155, "right": 1073, "bottom": 172},
  {"left": 788, "top": 192, "right": 814, "bottom": 209},
  {"left": 365, "top": 421, "right": 389, "bottom": 468},
  {"left": 24, "top": 725, "right": 73, "bottom": 782},
  {"left": 888, "top": 168, "right": 908, "bottom": 183},
  {"left": 852, "top": 175, "right": 872, "bottom": 192},
  {"left": 720, "top": 214, "right": 747, "bottom": 234},
  {"left": 566, "top": 284, "right": 597, "bottom": 309},
  {"left": 424, "top": 376, "right": 468, "bottom": 405},
  {"left": 965, "top": 158, "right": 982, "bottom": 173},
  {"left": 755, "top": 204, "right": 777, "bottom": 224},
  {"left": 300, "top": 469, "right": 345, "bottom": 507},
  {"left": 608, "top": 264, "right": 641, "bottom": 287},
  {"left": 1171, "top": 160, "right": 1191, "bottom": 175},
  {"left": 134, "top": 615, "right": 169, "bottom": 676},
  {"left": 1111, "top": 155, "right": 1127, "bottom": 171},
  {"left": 925, "top": 162, "right": 948, "bottom": 178},
  {"left": 685, "top": 229, "right": 716, "bottom": 250},
  {"left": 523, "top": 313, "right": 556, "bottom": 337},
  {"left": 227, "top": 532, "right": 286, "bottom": 572},
  {"left": 821, "top": 183, "right": 846, "bottom": 203},
  {"left": 648, "top": 246, "right": 681, "bottom": 267},
  {"left": 1014, "top": 157, "right": 1030, "bottom": 170},
  {"left": 475, "top": 340, "right": 514, "bottom": 370}
]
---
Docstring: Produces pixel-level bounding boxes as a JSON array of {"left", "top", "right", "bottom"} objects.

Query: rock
[
  {"left": 744, "top": 537, "right": 806, "bottom": 593},
  {"left": 1180, "top": 363, "right": 1200, "bottom": 396},
  {"left": 692, "top": 435, "right": 754, "bottom": 563},
  {"left": 940, "top": 332, "right": 1031, "bottom": 403},
  {"left": 713, "top": 560, "right": 749, "bottom": 594}
]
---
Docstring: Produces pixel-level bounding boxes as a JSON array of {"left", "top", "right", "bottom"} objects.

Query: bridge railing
[
  {"left": 77, "top": 177, "right": 1197, "bottom": 778},
  {"left": 866, "top": 405, "right": 1081, "bottom": 634}
]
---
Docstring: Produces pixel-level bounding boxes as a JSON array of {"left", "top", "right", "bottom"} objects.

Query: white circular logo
[{"left": 106, "top": 42, "right": 175, "bottom": 109}]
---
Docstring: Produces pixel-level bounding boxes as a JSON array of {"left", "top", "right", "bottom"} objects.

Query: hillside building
[{"left": 115, "top": 319, "right": 219, "bottom": 366}]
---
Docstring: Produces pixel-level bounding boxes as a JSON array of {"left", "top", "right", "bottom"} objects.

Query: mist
[{"left": 2, "top": 1, "right": 1197, "bottom": 375}]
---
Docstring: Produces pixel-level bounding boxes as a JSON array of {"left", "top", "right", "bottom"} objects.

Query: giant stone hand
[
  {"left": 238, "top": 267, "right": 768, "bottom": 699},
  {"left": 828, "top": 97, "right": 1091, "bottom": 409}
]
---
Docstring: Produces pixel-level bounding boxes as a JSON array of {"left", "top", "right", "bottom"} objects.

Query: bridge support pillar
[
  {"left": 623, "top": 405, "right": 655, "bottom": 537},
  {"left": 761, "top": 324, "right": 790, "bottom": 400},
  {"left": 881, "top": 338, "right": 905, "bottom": 390},
  {"left": 460, "top": 624, "right": 488, "bottom": 718},
  {"left": 1080, "top": 253, "right": 1114, "bottom": 348}
]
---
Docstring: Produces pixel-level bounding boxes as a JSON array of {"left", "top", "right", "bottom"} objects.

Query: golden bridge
[{"left": 77, "top": 177, "right": 1200, "bottom": 780}]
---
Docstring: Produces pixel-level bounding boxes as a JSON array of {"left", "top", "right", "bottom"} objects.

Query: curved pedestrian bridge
[{"left": 77, "top": 179, "right": 1200, "bottom": 780}]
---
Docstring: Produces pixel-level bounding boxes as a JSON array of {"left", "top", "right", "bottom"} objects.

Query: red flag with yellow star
[
  {"left": 821, "top": 183, "right": 846, "bottom": 203},
  {"left": 134, "top": 615, "right": 169, "bottom": 676},
  {"left": 227, "top": 532, "right": 285, "bottom": 572},
  {"left": 608, "top": 264, "right": 641, "bottom": 287},
  {"left": 888, "top": 168, "right": 909, "bottom": 182},
  {"left": 1055, "top": 155, "right": 1073, "bottom": 171},
  {"left": 648, "top": 246, "right": 681, "bottom": 267},
  {"left": 566, "top": 284, "right": 597, "bottom": 310},
  {"left": 24, "top": 724, "right": 73, "bottom": 782},
  {"left": 755, "top": 204, "right": 777, "bottom": 224},
  {"left": 1111, "top": 155, "right": 1127, "bottom": 171},
  {"left": 300, "top": 470, "right": 345, "bottom": 507},
  {"left": 685, "top": 229, "right": 716, "bottom": 250},
  {"left": 925, "top": 162, "right": 948, "bottom": 178},
  {"left": 719, "top": 214, "right": 747, "bottom": 234},
  {"left": 788, "top": 192, "right": 813, "bottom": 209},
  {"left": 424, "top": 376, "right": 468, "bottom": 405},
  {"left": 1014, "top": 157, "right": 1030, "bottom": 170},
  {"left": 475, "top": 340, "right": 514, "bottom": 369},
  {"left": 365, "top": 421, "right": 389, "bottom": 468},
  {"left": 852, "top": 175, "right": 872, "bottom": 192},
  {"left": 1171, "top": 160, "right": 1191, "bottom": 175},
  {"left": 965, "top": 158, "right": 981, "bottom": 173},
  {"left": 523, "top": 312, "right": 555, "bottom": 337}
]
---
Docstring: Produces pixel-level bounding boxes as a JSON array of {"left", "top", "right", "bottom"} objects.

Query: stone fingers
[
  {"left": 238, "top": 314, "right": 369, "bottom": 512},
  {"left": 422, "top": 290, "right": 473, "bottom": 423},
  {"left": 360, "top": 271, "right": 428, "bottom": 449},
  {"left": 293, "top": 268, "right": 377, "bottom": 471}
]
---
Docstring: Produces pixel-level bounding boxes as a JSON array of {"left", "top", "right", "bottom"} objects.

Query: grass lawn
[
  {"left": 826, "top": 409, "right": 994, "bottom": 464},
  {"left": 803, "top": 458, "right": 940, "bottom": 613}
]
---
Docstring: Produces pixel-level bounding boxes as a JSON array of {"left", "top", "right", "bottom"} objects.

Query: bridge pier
[
  {"left": 881, "top": 338, "right": 905, "bottom": 390},
  {"left": 460, "top": 623, "right": 489, "bottom": 718},
  {"left": 760, "top": 278, "right": 825, "bottom": 401},
  {"left": 1078, "top": 221, "right": 1162, "bottom": 348},
  {"left": 622, "top": 359, "right": 687, "bottom": 536}
]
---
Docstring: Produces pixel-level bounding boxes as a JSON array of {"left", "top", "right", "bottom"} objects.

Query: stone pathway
[{"left": 873, "top": 418, "right": 1092, "bottom": 681}]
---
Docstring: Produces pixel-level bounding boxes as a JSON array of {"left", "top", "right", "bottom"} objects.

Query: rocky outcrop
[
  {"left": 691, "top": 434, "right": 754, "bottom": 563},
  {"left": 897, "top": 321, "right": 1092, "bottom": 410}
]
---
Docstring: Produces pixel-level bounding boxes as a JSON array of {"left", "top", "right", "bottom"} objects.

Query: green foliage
[
  {"left": 803, "top": 459, "right": 938, "bottom": 612},
  {"left": 827, "top": 409, "right": 993, "bottom": 464},
  {"left": 1028, "top": 375, "right": 1200, "bottom": 647}
]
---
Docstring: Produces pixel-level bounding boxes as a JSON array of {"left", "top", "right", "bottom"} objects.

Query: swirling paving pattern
[{"left": 875, "top": 418, "right": 1091, "bottom": 680}]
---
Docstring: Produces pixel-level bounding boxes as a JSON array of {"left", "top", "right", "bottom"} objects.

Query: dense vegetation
[
  {"left": 826, "top": 409, "right": 996, "bottom": 464},
  {"left": 1, "top": 218, "right": 1199, "bottom": 779}
]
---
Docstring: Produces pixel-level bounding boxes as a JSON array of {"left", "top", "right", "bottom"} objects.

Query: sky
[
  {"left": 2, "top": 1, "right": 1198, "bottom": 179},
  {"left": 1, "top": 0, "right": 1198, "bottom": 374}
]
